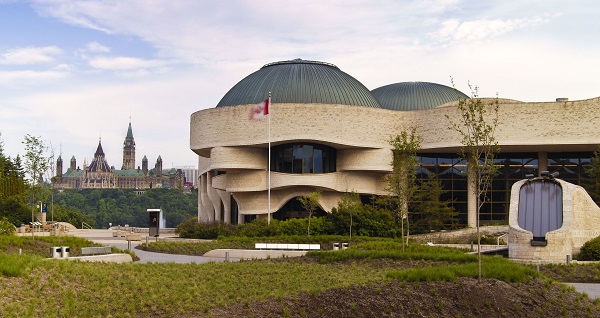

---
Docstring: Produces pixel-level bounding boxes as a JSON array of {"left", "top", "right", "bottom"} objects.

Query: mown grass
[
  {"left": 0, "top": 235, "right": 136, "bottom": 261},
  {"left": 387, "top": 257, "right": 540, "bottom": 283},
  {"left": 139, "top": 235, "right": 384, "bottom": 255},
  {"left": 0, "top": 256, "right": 397, "bottom": 317},
  {"left": 0, "top": 234, "right": 549, "bottom": 317},
  {"left": 309, "top": 241, "right": 476, "bottom": 263}
]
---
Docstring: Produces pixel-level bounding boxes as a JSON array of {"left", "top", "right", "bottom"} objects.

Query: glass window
[{"left": 271, "top": 143, "right": 337, "bottom": 174}]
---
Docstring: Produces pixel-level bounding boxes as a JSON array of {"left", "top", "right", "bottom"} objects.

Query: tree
[
  {"left": 384, "top": 127, "right": 422, "bottom": 251},
  {"left": 335, "top": 191, "right": 361, "bottom": 239},
  {"left": 581, "top": 147, "right": 600, "bottom": 206},
  {"left": 446, "top": 82, "right": 500, "bottom": 280},
  {"left": 298, "top": 190, "right": 321, "bottom": 237},
  {"left": 22, "top": 134, "right": 50, "bottom": 226},
  {"left": 413, "top": 178, "right": 458, "bottom": 232}
]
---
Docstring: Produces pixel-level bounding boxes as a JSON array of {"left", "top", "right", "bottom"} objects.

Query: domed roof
[
  {"left": 371, "top": 82, "right": 469, "bottom": 111},
  {"left": 216, "top": 59, "right": 381, "bottom": 108}
]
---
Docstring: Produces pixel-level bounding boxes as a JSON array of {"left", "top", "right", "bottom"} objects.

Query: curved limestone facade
[{"left": 190, "top": 59, "right": 600, "bottom": 225}]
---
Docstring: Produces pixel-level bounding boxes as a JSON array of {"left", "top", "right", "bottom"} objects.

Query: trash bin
[
  {"left": 61, "top": 246, "right": 70, "bottom": 258},
  {"left": 50, "top": 246, "right": 61, "bottom": 258},
  {"left": 342, "top": 243, "right": 349, "bottom": 250},
  {"left": 333, "top": 243, "right": 340, "bottom": 251}
]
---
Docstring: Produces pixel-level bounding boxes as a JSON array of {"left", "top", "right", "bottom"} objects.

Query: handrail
[
  {"left": 81, "top": 222, "right": 93, "bottom": 230},
  {"left": 497, "top": 233, "right": 508, "bottom": 246}
]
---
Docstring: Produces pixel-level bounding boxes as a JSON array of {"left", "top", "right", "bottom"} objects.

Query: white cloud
[
  {"left": 0, "top": 70, "right": 67, "bottom": 85},
  {"left": 88, "top": 56, "right": 173, "bottom": 76},
  {"left": 85, "top": 41, "right": 110, "bottom": 53},
  {"left": 0, "top": 46, "right": 63, "bottom": 65},
  {"left": 430, "top": 15, "right": 553, "bottom": 43}
]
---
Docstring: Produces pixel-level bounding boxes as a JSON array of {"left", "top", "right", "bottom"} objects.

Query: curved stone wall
[{"left": 192, "top": 97, "right": 600, "bottom": 223}]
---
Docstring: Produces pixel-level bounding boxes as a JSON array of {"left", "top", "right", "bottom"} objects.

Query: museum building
[{"left": 190, "top": 58, "right": 599, "bottom": 227}]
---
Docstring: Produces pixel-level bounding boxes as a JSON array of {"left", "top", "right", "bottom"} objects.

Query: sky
[{"left": 1, "top": 0, "right": 599, "bottom": 175}]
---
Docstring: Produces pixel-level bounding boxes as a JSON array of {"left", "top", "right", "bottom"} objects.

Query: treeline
[{"left": 54, "top": 188, "right": 198, "bottom": 228}]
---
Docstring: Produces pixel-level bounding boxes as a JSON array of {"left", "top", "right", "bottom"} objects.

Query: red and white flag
[{"left": 250, "top": 98, "right": 269, "bottom": 120}]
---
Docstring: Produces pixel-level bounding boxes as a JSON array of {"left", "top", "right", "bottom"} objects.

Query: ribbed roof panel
[
  {"left": 216, "top": 59, "right": 381, "bottom": 108},
  {"left": 371, "top": 82, "right": 469, "bottom": 111}
]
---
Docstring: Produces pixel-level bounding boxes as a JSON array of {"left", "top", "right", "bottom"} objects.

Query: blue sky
[{"left": 1, "top": 0, "right": 599, "bottom": 173}]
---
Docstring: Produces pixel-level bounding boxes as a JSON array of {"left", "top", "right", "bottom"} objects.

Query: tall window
[{"left": 271, "top": 143, "right": 336, "bottom": 174}]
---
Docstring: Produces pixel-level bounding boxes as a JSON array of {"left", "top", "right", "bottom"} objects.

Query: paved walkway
[
  {"left": 70, "top": 229, "right": 239, "bottom": 264},
  {"left": 565, "top": 283, "right": 600, "bottom": 299}
]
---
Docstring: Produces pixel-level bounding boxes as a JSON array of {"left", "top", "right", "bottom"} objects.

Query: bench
[
  {"left": 254, "top": 243, "right": 320, "bottom": 250},
  {"left": 81, "top": 246, "right": 112, "bottom": 255}
]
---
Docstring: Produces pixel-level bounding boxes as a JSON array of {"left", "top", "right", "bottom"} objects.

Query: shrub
[
  {"left": 578, "top": 236, "right": 600, "bottom": 261},
  {"left": 238, "top": 219, "right": 281, "bottom": 237},
  {"left": 175, "top": 218, "right": 236, "bottom": 239},
  {"left": 0, "top": 217, "right": 16, "bottom": 235}
]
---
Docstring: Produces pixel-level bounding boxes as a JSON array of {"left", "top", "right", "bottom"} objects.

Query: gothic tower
[
  {"left": 142, "top": 155, "right": 148, "bottom": 175},
  {"left": 56, "top": 155, "right": 63, "bottom": 178},
  {"left": 70, "top": 155, "right": 76, "bottom": 171},
  {"left": 123, "top": 122, "right": 136, "bottom": 170},
  {"left": 156, "top": 155, "right": 163, "bottom": 177}
]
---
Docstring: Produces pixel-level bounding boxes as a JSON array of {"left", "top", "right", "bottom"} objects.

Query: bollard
[
  {"left": 19, "top": 248, "right": 22, "bottom": 255},
  {"left": 566, "top": 255, "right": 571, "bottom": 264},
  {"left": 225, "top": 251, "right": 229, "bottom": 261}
]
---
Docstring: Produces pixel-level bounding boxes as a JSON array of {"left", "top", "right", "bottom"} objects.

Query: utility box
[
  {"left": 61, "top": 246, "right": 70, "bottom": 258},
  {"left": 148, "top": 208, "right": 161, "bottom": 237},
  {"left": 51, "top": 246, "right": 62, "bottom": 258}
]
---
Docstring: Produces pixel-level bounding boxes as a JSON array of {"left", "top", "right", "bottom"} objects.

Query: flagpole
[{"left": 267, "top": 92, "right": 272, "bottom": 224}]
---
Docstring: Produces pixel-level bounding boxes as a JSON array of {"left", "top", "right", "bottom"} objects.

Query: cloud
[
  {"left": 0, "top": 46, "right": 63, "bottom": 65},
  {"left": 0, "top": 70, "right": 67, "bottom": 85},
  {"left": 429, "top": 15, "right": 553, "bottom": 43},
  {"left": 87, "top": 56, "right": 173, "bottom": 77},
  {"left": 84, "top": 41, "right": 110, "bottom": 53}
]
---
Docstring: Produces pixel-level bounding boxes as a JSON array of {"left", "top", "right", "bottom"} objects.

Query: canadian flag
[{"left": 250, "top": 98, "right": 269, "bottom": 120}]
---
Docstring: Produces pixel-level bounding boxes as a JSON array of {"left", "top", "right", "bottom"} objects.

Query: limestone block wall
[
  {"left": 191, "top": 97, "right": 600, "bottom": 224},
  {"left": 509, "top": 179, "right": 600, "bottom": 263}
]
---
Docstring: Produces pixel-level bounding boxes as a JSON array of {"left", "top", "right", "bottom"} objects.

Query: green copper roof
[
  {"left": 114, "top": 169, "right": 145, "bottom": 177},
  {"left": 371, "top": 82, "right": 469, "bottom": 111},
  {"left": 216, "top": 59, "right": 381, "bottom": 108},
  {"left": 126, "top": 122, "right": 134, "bottom": 140}
]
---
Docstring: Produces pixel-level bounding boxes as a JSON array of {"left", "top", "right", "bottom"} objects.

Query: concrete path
[
  {"left": 70, "top": 229, "right": 239, "bottom": 264},
  {"left": 565, "top": 283, "right": 600, "bottom": 299}
]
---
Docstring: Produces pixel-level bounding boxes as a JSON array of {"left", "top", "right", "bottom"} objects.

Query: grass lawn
[{"left": 2, "top": 235, "right": 600, "bottom": 317}]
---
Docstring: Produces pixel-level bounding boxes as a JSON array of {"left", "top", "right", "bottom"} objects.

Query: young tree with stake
[{"left": 446, "top": 82, "right": 500, "bottom": 280}]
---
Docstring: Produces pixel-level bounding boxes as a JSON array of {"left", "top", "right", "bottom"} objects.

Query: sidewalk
[{"left": 70, "top": 229, "right": 239, "bottom": 264}]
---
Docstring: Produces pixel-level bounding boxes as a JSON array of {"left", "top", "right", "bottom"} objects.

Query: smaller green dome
[{"left": 371, "top": 82, "right": 469, "bottom": 111}]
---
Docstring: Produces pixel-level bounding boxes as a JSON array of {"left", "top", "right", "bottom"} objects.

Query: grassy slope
[{"left": 2, "top": 236, "right": 600, "bottom": 317}]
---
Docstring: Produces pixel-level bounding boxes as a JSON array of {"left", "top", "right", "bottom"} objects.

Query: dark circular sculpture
[
  {"left": 216, "top": 59, "right": 381, "bottom": 108},
  {"left": 371, "top": 82, "right": 469, "bottom": 111}
]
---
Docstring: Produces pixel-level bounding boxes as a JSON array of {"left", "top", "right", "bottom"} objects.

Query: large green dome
[
  {"left": 371, "top": 82, "right": 469, "bottom": 111},
  {"left": 216, "top": 59, "right": 381, "bottom": 108}
]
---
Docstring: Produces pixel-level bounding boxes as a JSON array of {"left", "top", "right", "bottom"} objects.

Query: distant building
[
  {"left": 174, "top": 165, "right": 199, "bottom": 188},
  {"left": 53, "top": 122, "right": 184, "bottom": 189}
]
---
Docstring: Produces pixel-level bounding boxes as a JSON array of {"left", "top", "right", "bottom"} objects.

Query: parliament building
[{"left": 53, "top": 123, "right": 184, "bottom": 190}]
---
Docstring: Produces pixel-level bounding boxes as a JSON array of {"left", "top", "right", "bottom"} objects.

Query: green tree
[
  {"left": 335, "top": 191, "right": 361, "bottom": 239},
  {"left": 581, "top": 148, "right": 600, "bottom": 205},
  {"left": 384, "top": 127, "right": 422, "bottom": 251},
  {"left": 22, "top": 134, "right": 50, "bottom": 228},
  {"left": 298, "top": 190, "right": 321, "bottom": 237},
  {"left": 446, "top": 82, "right": 500, "bottom": 280},
  {"left": 413, "top": 178, "right": 458, "bottom": 232}
]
